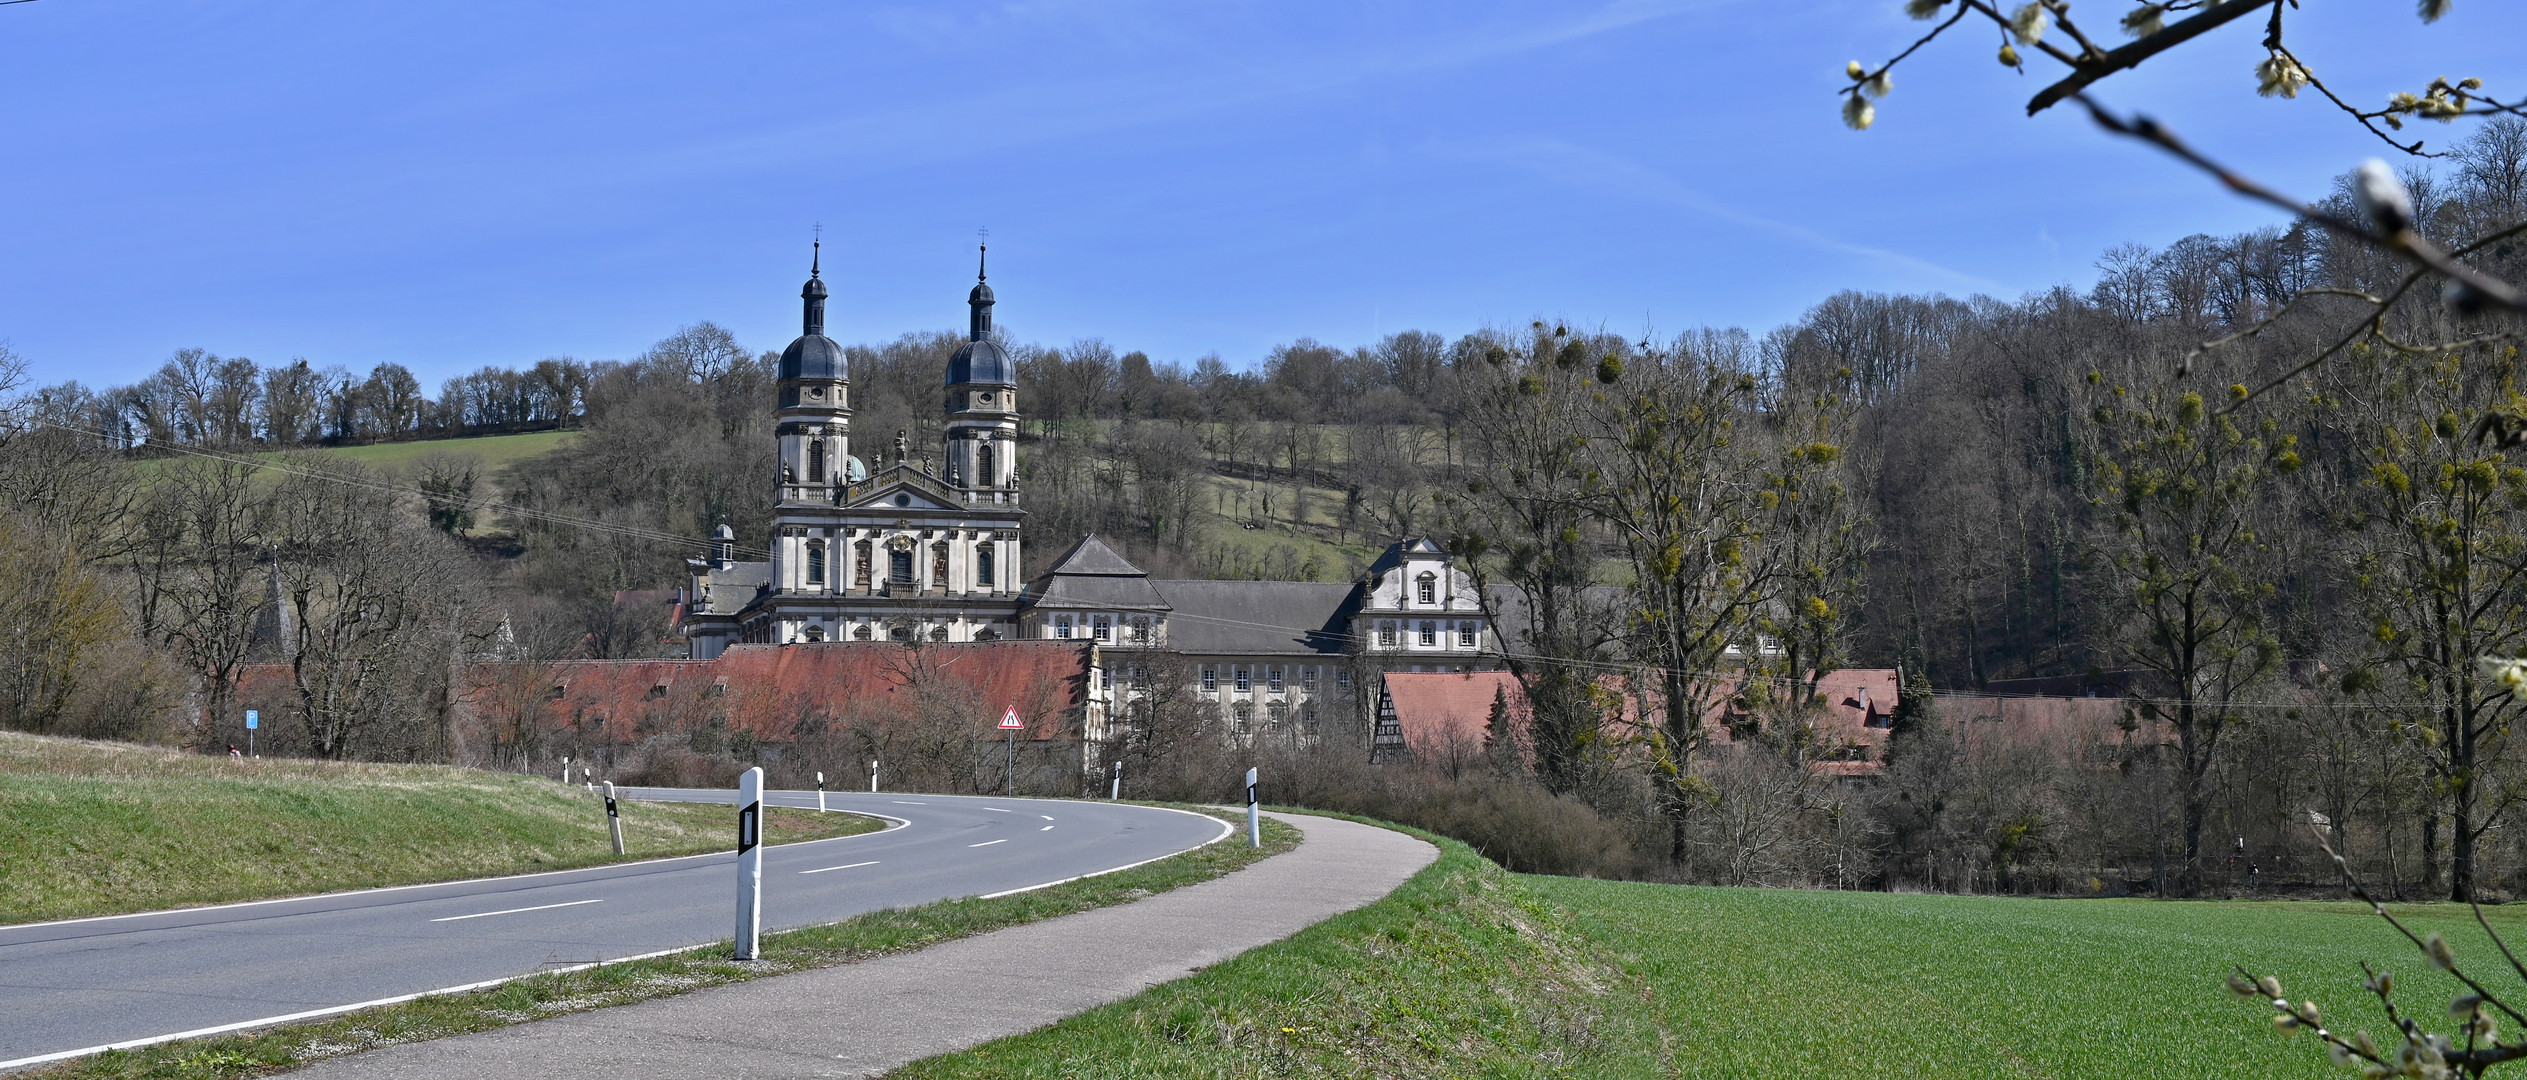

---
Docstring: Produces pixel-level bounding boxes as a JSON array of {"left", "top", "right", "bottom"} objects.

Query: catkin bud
[{"left": 2426, "top": 932, "right": 2456, "bottom": 970}]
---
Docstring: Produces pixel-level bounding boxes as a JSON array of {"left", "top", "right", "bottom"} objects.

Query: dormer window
[
  {"left": 1416, "top": 572, "right": 1436, "bottom": 605},
  {"left": 1092, "top": 616, "right": 1112, "bottom": 642},
  {"left": 1055, "top": 617, "right": 1073, "bottom": 639}
]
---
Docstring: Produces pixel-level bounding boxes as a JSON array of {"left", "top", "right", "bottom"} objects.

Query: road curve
[{"left": 0, "top": 789, "right": 1229, "bottom": 1069}]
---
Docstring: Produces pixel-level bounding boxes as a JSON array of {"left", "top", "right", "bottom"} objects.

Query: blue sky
[{"left": 2, "top": 0, "right": 2518, "bottom": 390}]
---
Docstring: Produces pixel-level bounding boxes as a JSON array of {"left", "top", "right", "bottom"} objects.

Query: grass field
[
  {"left": 302, "top": 430, "right": 575, "bottom": 474},
  {"left": 890, "top": 817, "right": 2508, "bottom": 1079},
  {"left": 0, "top": 732, "right": 876, "bottom": 924}
]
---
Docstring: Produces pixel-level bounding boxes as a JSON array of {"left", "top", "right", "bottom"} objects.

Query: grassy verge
[
  {"left": 887, "top": 810, "right": 2506, "bottom": 1079},
  {"left": 890, "top": 819, "right": 1666, "bottom": 1079},
  {"left": 0, "top": 732, "right": 877, "bottom": 924},
  {"left": 27, "top": 809, "right": 1297, "bottom": 1080}
]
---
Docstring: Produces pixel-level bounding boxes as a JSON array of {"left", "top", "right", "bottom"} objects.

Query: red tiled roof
[
  {"left": 460, "top": 641, "right": 1093, "bottom": 746},
  {"left": 1381, "top": 671, "right": 1523, "bottom": 759}
]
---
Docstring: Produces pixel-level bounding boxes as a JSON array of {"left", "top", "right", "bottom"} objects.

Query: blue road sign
[{"left": 245, "top": 711, "right": 258, "bottom": 730}]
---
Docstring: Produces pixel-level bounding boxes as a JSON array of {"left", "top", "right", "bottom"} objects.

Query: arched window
[
  {"left": 930, "top": 625, "right": 950, "bottom": 642},
  {"left": 977, "top": 544, "right": 996, "bottom": 587},
  {"left": 801, "top": 625, "right": 826, "bottom": 642},
  {"left": 979, "top": 442, "right": 996, "bottom": 487},
  {"left": 807, "top": 440, "right": 826, "bottom": 483},
  {"left": 1416, "top": 572, "right": 1437, "bottom": 605},
  {"left": 932, "top": 543, "right": 949, "bottom": 586},
  {"left": 805, "top": 540, "right": 826, "bottom": 585},
  {"left": 855, "top": 540, "right": 873, "bottom": 589},
  {"left": 889, "top": 624, "right": 911, "bottom": 642},
  {"left": 852, "top": 624, "right": 873, "bottom": 641}
]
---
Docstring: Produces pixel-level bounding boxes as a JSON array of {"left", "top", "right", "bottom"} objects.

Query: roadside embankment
[{"left": 0, "top": 731, "right": 875, "bottom": 925}]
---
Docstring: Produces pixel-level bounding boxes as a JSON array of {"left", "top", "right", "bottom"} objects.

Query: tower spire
[
  {"left": 967, "top": 239, "right": 995, "bottom": 342},
  {"left": 800, "top": 234, "right": 829, "bottom": 337}
]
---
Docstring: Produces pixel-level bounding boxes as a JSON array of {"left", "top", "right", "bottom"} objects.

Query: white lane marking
[
  {"left": 1040, "top": 814, "right": 1055, "bottom": 821},
  {"left": 982, "top": 807, "right": 1012, "bottom": 813},
  {"left": 430, "top": 898, "right": 604, "bottom": 923},
  {"left": 891, "top": 800, "right": 927, "bottom": 804},
  {"left": 968, "top": 838, "right": 1008, "bottom": 847},
  {"left": 6, "top": 790, "right": 906, "bottom": 935},
  {"left": 799, "top": 861, "right": 879, "bottom": 875},
  {"left": 1040, "top": 825, "right": 1054, "bottom": 831},
  {"left": 0, "top": 942, "right": 698, "bottom": 1073},
  {"left": 978, "top": 808, "right": 1240, "bottom": 899}
]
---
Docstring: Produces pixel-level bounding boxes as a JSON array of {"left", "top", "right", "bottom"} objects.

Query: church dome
[
  {"left": 945, "top": 338, "right": 1015, "bottom": 387},
  {"left": 780, "top": 334, "right": 847, "bottom": 381}
]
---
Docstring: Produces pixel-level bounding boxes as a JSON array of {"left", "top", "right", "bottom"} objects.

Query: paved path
[
  {"left": 290, "top": 813, "right": 1436, "bottom": 1079},
  {"left": 0, "top": 790, "right": 1225, "bottom": 1068}
]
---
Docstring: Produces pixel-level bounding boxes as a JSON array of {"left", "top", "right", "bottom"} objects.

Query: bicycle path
[{"left": 289, "top": 812, "right": 1437, "bottom": 1078}]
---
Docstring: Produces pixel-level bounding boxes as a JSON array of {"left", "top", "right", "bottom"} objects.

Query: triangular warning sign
[{"left": 999, "top": 708, "right": 1024, "bottom": 729}]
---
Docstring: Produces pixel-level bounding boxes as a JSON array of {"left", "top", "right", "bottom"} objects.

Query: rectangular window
[
  {"left": 1054, "top": 617, "right": 1073, "bottom": 639},
  {"left": 1458, "top": 623, "right": 1478, "bottom": 648},
  {"left": 1377, "top": 621, "right": 1397, "bottom": 647},
  {"left": 1234, "top": 667, "right": 1251, "bottom": 692},
  {"left": 1301, "top": 667, "right": 1318, "bottom": 690},
  {"left": 1128, "top": 617, "right": 1151, "bottom": 643},
  {"left": 1201, "top": 666, "right": 1218, "bottom": 692},
  {"left": 1100, "top": 666, "right": 1112, "bottom": 690},
  {"left": 1336, "top": 669, "right": 1352, "bottom": 690},
  {"left": 1267, "top": 667, "right": 1284, "bottom": 692},
  {"left": 1092, "top": 616, "right": 1112, "bottom": 642},
  {"left": 1419, "top": 621, "right": 1437, "bottom": 646}
]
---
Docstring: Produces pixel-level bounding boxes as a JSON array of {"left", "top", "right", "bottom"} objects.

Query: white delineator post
[
  {"left": 815, "top": 772, "right": 827, "bottom": 813},
  {"left": 733, "top": 767, "right": 764, "bottom": 960},
  {"left": 870, "top": 759, "right": 879, "bottom": 793},
  {"left": 602, "top": 781, "right": 626, "bottom": 856},
  {"left": 1245, "top": 767, "right": 1260, "bottom": 848},
  {"left": 560, "top": 755, "right": 571, "bottom": 784},
  {"left": 1111, "top": 759, "right": 1123, "bottom": 800}
]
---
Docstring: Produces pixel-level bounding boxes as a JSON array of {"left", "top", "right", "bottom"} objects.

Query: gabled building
[{"left": 680, "top": 248, "right": 1508, "bottom": 733}]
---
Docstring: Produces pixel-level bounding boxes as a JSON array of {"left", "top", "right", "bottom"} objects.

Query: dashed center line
[
  {"left": 1040, "top": 825, "right": 1054, "bottom": 831},
  {"left": 982, "top": 807, "right": 1011, "bottom": 813},
  {"left": 430, "top": 899, "right": 604, "bottom": 923},
  {"left": 890, "top": 800, "right": 927, "bottom": 804},
  {"left": 1039, "top": 814, "right": 1055, "bottom": 821},
  {"left": 969, "top": 839, "right": 1008, "bottom": 848},
  {"left": 799, "top": 861, "right": 879, "bottom": 875}
]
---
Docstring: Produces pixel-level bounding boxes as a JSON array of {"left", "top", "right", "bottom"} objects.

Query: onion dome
[
  {"left": 779, "top": 240, "right": 847, "bottom": 382},
  {"left": 945, "top": 244, "right": 1016, "bottom": 388}
]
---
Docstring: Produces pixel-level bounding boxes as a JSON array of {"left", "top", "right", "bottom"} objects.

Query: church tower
[
  {"left": 942, "top": 245, "right": 1018, "bottom": 490},
  {"left": 775, "top": 241, "right": 851, "bottom": 505}
]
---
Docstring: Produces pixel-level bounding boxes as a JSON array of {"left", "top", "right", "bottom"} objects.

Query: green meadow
[
  {"left": 0, "top": 731, "right": 876, "bottom": 925},
  {"left": 303, "top": 429, "right": 576, "bottom": 474},
  {"left": 895, "top": 823, "right": 2507, "bottom": 1079}
]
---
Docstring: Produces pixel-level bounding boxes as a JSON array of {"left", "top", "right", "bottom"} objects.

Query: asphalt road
[{"left": 0, "top": 788, "right": 1229, "bottom": 1069}]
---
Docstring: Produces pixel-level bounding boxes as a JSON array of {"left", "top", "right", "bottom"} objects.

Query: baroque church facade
[{"left": 681, "top": 249, "right": 1505, "bottom": 736}]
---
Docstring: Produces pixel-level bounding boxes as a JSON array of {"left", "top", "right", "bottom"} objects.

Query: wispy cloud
[
  {"left": 1438, "top": 135, "right": 2005, "bottom": 294},
  {"left": 621, "top": 1, "right": 1737, "bottom": 187}
]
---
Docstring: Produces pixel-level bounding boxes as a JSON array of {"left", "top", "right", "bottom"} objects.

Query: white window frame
[
  {"left": 1419, "top": 621, "right": 1438, "bottom": 647},
  {"left": 1092, "top": 615, "right": 1112, "bottom": 642},
  {"left": 1054, "top": 616, "right": 1073, "bottom": 639},
  {"left": 1234, "top": 666, "right": 1252, "bottom": 693},
  {"left": 1458, "top": 623, "right": 1479, "bottom": 648},
  {"left": 1201, "top": 666, "right": 1218, "bottom": 692}
]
